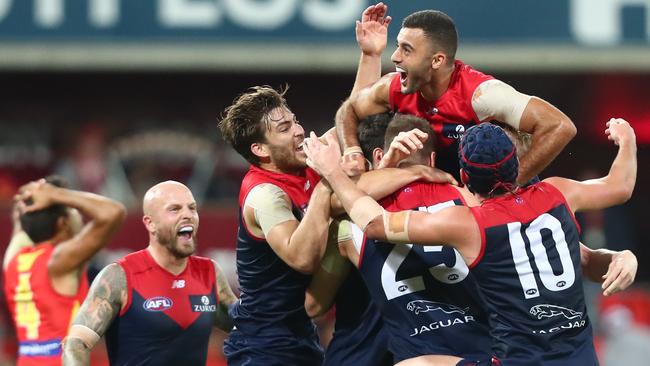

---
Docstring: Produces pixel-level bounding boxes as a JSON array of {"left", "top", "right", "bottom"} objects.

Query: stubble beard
[{"left": 156, "top": 229, "right": 195, "bottom": 259}]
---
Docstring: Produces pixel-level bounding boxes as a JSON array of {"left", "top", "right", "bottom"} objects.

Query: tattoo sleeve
[
  {"left": 213, "top": 261, "right": 237, "bottom": 333},
  {"left": 62, "top": 263, "right": 127, "bottom": 366}
]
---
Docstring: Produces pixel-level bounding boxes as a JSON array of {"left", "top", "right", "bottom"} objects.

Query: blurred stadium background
[{"left": 0, "top": 0, "right": 649, "bottom": 365}]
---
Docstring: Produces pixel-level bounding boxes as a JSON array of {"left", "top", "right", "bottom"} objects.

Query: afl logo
[
  {"left": 143, "top": 296, "right": 173, "bottom": 312},
  {"left": 398, "top": 285, "right": 408, "bottom": 292},
  {"left": 455, "top": 125, "right": 465, "bottom": 134},
  {"left": 526, "top": 289, "right": 538, "bottom": 296}
]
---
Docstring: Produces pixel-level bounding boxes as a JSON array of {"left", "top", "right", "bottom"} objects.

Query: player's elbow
[
  {"left": 96, "top": 200, "right": 127, "bottom": 227},
  {"left": 292, "top": 257, "right": 319, "bottom": 274},
  {"left": 602, "top": 180, "right": 634, "bottom": 206},
  {"left": 613, "top": 184, "right": 634, "bottom": 204},
  {"left": 363, "top": 215, "right": 385, "bottom": 241},
  {"left": 556, "top": 116, "right": 577, "bottom": 142},
  {"left": 304, "top": 294, "right": 327, "bottom": 318}
]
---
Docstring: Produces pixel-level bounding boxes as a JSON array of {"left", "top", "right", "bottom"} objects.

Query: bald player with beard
[{"left": 62, "top": 180, "right": 237, "bottom": 366}]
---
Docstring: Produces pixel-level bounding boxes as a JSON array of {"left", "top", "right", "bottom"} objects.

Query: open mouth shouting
[
  {"left": 177, "top": 225, "right": 195, "bottom": 243},
  {"left": 396, "top": 66, "right": 408, "bottom": 87},
  {"left": 296, "top": 142, "right": 305, "bottom": 153}
]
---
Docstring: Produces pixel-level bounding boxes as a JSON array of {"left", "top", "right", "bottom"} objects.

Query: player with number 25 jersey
[{"left": 348, "top": 181, "right": 491, "bottom": 363}]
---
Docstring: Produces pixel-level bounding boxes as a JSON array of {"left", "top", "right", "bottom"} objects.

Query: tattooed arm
[
  {"left": 62, "top": 263, "right": 127, "bottom": 365},
  {"left": 212, "top": 260, "right": 237, "bottom": 333}
]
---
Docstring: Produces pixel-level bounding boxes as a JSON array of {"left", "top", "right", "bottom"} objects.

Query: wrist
[
  {"left": 361, "top": 50, "right": 382, "bottom": 58},
  {"left": 48, "top": 186, "right": 67, "bottom": 204},
  {"left": 323, "top": 166, "right": 346, "bottom": 182},
  {"left": 343, "top": 146, "right": 363, "bottom": 157}
]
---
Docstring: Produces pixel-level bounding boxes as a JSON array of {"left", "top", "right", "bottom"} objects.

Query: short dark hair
[
  {"left": 358, "top": 113, "right": 393, "bottom": 161},
  {"left": 403, "top": 10, "right": 458, "bottom": 61},
  {"left": 383, "top": 114, "right": 435, "bottom": 164},
  {"left": 218, "top": 86, "right": 289, "bottom": 165},
  {"left": 20, "top": 175, "right": 69, "bottom": 244}
]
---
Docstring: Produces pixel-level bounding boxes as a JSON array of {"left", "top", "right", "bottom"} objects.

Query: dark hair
[
  {"left": 218, "top": 86, "right": 289, "bottom": 165},
  {"left": 459, "top": 124, "right": 518, "bottom": 195},
  {"left": 358, "top": 113, "right": 393, "bottom": 161},
  {"left": 20, "top": 175, "right": 69, "bottom": 243},
  {"left": 402, "top": 10, "right": 458, "bottom": 61},
  {"left": 383, "top": 114, "right": 435, "bottom": 164}
]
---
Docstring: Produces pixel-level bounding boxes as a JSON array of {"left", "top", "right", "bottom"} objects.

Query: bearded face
[
  {"left": 155, "top": 220, "right": 196, "bottom": 259},
  {"left": 145, "top": 183, "right": 200, "bottom": 259},
  {"left": 258, "top": 107, "right": 307, "bottom": 173}
]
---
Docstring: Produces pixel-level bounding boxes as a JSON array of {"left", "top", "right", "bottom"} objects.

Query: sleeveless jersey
[
  {"left": 323, "top": 268, "right": 392, "bottom": 366},
  {"left": 3, "top": 242, "right": 88, "bottom": 366},
  {"left": 389, "top": 60, "right": 494, "bottom": 177},
  {"left": 353, "top": 182, "right": 492, "bottom": 362},
  {"left": 469, "top": 182, "right": 598, "bottom": 366},
  {"left": 105, "top": 249, "right": 217, "bottom": 366},
  {"left": 224, "top": 164, "right": 323, "bottom": 365}
]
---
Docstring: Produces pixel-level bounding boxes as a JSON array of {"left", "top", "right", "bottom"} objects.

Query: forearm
[
  {"left": 3, "top": 232, "right": 33, "bottom": 270},
  {"left": 335, "top": 100, "right": 361, "bottom": 151},
  {"left": 214, "top": 303, "right": 235, "bottom": 333},
  {"left": 517, "top": 99, "right": 576, "bottom": 184},
  {"left": 213, "top": 263, "right": 237, "bottom": 333},
  {"left": 288, "top": 187, "right": 332, "bottom": 267},
  {"left": 518, "top": 123, "right": 573, "bottom": 184},
  {"left": 324, "top": 169, "right": 384, "bottom": 238},
  {"left": 62, "top": 338, "right": 91, "bottom": 366},
  {"left": 305, "top": 224, "right": 351, "bottom": 317},
  {"left": 352, "top": 53, "right": 382, "bottom": 95},
  {"left": 359, "top": 167, "right": 423, "bottom": 199},
  {"left": 581, "top": 245, "right": 614, "bottom": 283},
  {"left": 605, "top": 142, "right": 637, "bottom": 196},
  {"left": 50, "top": 187, "right": 125, "bottom": 224}
]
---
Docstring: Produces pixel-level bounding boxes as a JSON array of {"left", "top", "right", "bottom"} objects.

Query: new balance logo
[{"left": 172, "top": 280, "right": 185, "bottom": 289}]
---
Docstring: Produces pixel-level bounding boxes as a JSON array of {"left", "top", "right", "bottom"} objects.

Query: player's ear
[
  {"left": 56, "top": 216, "right": 67, "bottom": 235},
  {"left": 251, "top": 143, "right": 270, "bottom": 160},
  {"left": 429, "top": 151, "right": 436, "bottom": 168},
  {"left": 460, "top": 168, "right": 470, "bottom": 187},
  {"left": 372, "top": 148, "right": 383, "bottom": 168},
  {"left": 431, "top": 52, "right": 446, "bottom": 70},
  {"left": 142, "top": 215, "right": 156, "bottom": 234}
]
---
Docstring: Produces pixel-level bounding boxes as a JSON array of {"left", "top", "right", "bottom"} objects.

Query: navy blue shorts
[{"left": 224, "top": 329, "right": 323, "bottom": 366}]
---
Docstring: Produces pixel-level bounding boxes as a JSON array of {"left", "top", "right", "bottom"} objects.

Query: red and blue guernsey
[
  {"left": 224, "top": 165, "right": 323, "bottom": 365},
  {"left": 323, "top": 269, "right": 393, "bottom": 366},
  {"left": 469, "top": 182, "right": 598, "bottom": 366},
  {"left": 4, "top": 243, "right": 88, "bottom": 366},
  {"left": 389, "top": 60, "right": 493, "bottom": 177},
  {"left": 353, "top": 182, "right": 492, "bottom": 363},
  {"left": 105, "top": 249, "right": 217, "bottom": 366}
]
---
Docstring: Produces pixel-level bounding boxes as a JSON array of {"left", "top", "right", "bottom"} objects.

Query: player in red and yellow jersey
[{"left": 3, "top": 176, "right": 125, "bottom": 366}]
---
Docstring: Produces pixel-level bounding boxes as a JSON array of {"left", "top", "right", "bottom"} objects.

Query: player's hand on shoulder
[
  {"left": 602, "top": 249, "right": 637, "bottom": 296},
  {"left": 605, "top": 118, "right": 635, "bottom": 146},
  {"left": 356, "top": 2, "right": 392, "bottom": 57}
]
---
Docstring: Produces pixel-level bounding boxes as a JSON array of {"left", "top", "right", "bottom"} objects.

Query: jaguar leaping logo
[
  {"left": 529, "top": 304, "right": 583, "bottom": 320},
  {"left": 406, "top": 300, "right": 469, "bottom": 315}
]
